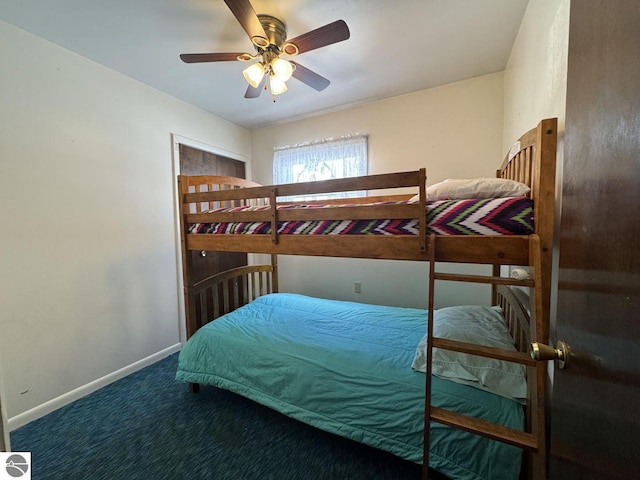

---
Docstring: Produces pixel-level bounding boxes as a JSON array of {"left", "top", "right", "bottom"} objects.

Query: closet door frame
[{"left": 171, "top": 134, "right": 251, "bottom": 343}]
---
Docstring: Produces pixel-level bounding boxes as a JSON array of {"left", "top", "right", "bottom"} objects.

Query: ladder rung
[
  {"left": 433, "top": 272, "right": 534, "bottom": 287},
  {"left": 432, "top": 337, "right": 537, "bottom": 366},
  {"left": 430, "top": 407, "right": 538, "bottom": 451}
]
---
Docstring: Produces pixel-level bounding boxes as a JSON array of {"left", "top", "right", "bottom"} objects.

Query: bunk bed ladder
[{"left": 423, "top": 234, "right": 547, "bottom": 480}]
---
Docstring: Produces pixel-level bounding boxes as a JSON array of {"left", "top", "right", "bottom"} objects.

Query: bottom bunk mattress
[{"left": 176, "top": 293, "right": 524, "bottom": 480}]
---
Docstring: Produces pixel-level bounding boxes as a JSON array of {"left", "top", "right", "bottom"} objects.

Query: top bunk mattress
[{"left": 188, "top": 197, "right": 534, "bottom": 237}]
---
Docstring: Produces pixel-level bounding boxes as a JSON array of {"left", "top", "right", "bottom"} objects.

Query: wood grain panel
[{"left": 550, "top": 1, "right": 640, "bottom": 478}]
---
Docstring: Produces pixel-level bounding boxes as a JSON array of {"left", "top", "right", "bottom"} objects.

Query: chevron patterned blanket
[{"left": 189, "top": 197, "right": 533, "bottom": 236}]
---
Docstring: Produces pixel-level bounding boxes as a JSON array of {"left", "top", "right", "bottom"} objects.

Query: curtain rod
[{"left": 274, "top": 133, "right": 368, "bottom": 152}]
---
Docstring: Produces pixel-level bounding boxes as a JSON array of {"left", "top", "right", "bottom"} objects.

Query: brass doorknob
[{"left": 530, "top": 340, "right": 570, "bottom": 369}]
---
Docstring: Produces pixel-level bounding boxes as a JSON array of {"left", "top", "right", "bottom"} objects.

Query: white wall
[
  {"left": 0, "top": 20, "right": 250, "bottom": 423},
  {"left": 503, "top": 0, "right": 569, "bottom": 149},
  {"left": 502, "top": 0, "right": 570, "bottom": 343},
  {"left": 251, "top": 73, "right": 505, "bottom": 309},
  {"left": 0, "top": 350, "right": 9, "bottom": 450}
]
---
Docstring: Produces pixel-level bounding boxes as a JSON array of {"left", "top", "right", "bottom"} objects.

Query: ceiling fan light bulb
[
  {"left": 271, "top": 58, "right": 294, "bottom": 81},
  {"left": 243, "top": 63, "right": 265, "bottom": 88},
  {"left": 270, "top": 75, "right": 288, "bottom": 95}
]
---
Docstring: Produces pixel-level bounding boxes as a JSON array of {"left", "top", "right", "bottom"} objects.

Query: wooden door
[
  {"left": 179, "top": 144, "right": 248, "bottom": 283},
  {"left": 549, "top": 1, "right": 640, "bottom": 478}
]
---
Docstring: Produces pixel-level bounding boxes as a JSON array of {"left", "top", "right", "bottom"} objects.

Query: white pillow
[
  {"left": 424, "top": 178, "right": 530, "bottom": 200},
  {"left": 412, "top": 305, "right": 527, "bottom": 401}
]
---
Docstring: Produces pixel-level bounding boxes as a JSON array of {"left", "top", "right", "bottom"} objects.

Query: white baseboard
[{"left": 8, "top": 343, "right": 182, "bottom": 432}]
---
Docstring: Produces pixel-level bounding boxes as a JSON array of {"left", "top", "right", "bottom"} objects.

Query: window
[{"left": 273, "top": 134, "right": 368, "bottom": 201}]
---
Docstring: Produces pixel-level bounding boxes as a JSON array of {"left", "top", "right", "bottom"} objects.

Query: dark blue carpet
[{"left": 11, "top": 353, "right": 441, "bottom": 480}]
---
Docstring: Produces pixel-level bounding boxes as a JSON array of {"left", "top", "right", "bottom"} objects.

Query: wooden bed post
[
  {"left": 527, "top": 119, "right": 556, "bottom": 480},
  {"left": 529, "top": 235, "right": 548, "bottom": 480},
  {"left": 177, "top": 175, "right": 197, "bottom": 340},
  {"left": 271, "top": 254, "right": 279, "bottom": 293},
  {"left": 530, "top": 118, "right": 557, "bottom": 344}
]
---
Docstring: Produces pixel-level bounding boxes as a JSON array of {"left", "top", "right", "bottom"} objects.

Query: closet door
[{"left": 179, "top": 144, "right": 247, "bottom": 283}]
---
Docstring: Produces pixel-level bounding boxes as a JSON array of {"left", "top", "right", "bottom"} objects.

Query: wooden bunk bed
[{"left": 175, "top": 118, "right": 557, "bottom": 480}]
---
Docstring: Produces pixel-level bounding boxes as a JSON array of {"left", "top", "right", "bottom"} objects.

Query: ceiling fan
[{"left": 180, "top": 0, "right": 350, "bottom": 100}]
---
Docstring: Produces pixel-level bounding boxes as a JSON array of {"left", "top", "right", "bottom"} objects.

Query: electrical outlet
[{"left": 354, "top": 281, "right": 362, "bottom": 294}]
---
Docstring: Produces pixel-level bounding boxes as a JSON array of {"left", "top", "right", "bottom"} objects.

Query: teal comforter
[{"left": 176, "top": 293, "right": 523, "bottom": 480}]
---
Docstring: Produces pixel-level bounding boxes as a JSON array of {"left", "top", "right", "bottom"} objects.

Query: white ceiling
[{"left": 0, "top": 0, "right": 529, "bottom": 130}]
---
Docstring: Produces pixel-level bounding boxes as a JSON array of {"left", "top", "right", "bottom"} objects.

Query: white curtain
[{"left": 273, "top": 134, "right": 368, "bottom": 201}]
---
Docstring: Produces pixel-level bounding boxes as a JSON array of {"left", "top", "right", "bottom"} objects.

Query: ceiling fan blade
[
  {"left": 224, "top": 0, "right": 267, "bottom": 44},
  {"left": 287, "top": 20, "right": 350, "bottom": 54},
  {"left": 180, "top": 53, "right": 244, "bottom": 63},
  {"left": 244, "top": 75, "right": 267, "bottom": 98},
  {"left": 291, "top": 62, "right": 331, "bottom": 91}
]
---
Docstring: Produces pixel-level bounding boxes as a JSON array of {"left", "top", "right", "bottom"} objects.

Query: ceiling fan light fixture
[
  {"left": 179, "top": 2, "right": 351, "bottom": 100},
  {"left": 243, "top": 62, "right": 265, "bottom": 88},
  {"left": 269, "top": 75, "right": 288, "bottom": 95},
  {"left": 282, "top": 42, "right": 299, "bottom": 56},
  {"left": 271, "top": 58, "right": 294, "bottom": 81},
  {"left": 237, "top": 52, "right": 255, "bottom": 62},
  {"left": 251, "top": 35, "right": 270, "bottom": 48}
]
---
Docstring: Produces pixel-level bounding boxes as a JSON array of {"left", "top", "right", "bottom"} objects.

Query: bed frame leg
[{"left": 189, "top": 383, "right": 200, "bottom": 394}]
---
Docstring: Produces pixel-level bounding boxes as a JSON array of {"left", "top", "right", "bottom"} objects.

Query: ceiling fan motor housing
[{"left": 255, "top": 14, "right": 287, "bottom": 50}]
